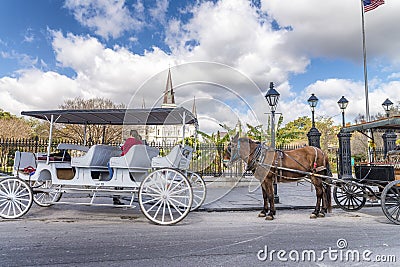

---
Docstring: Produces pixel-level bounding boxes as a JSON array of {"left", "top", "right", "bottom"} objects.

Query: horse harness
[{"left": 247, "top": 144, "right": 327, "bottom": 181}]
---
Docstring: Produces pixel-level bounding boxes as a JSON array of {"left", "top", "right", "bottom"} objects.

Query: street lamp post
[
  {"left": 337, "top": 96, "right": 352, "bottom": 179},
  {"left": 307, "top": 93, "right": 321, "bottom": 148},
  {"left": 382, "top": 98, "right": 396, "bottom": 157},
  {"left": 337, "top": 96, "right": 349, "bottom": 127},
  {"left": 265, "top": 82, "right": 280, "bottom": 203}
]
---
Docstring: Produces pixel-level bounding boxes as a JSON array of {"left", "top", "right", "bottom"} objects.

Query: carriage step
[{"left": 50, "top": 201, "right": 136, "bottom": 208}]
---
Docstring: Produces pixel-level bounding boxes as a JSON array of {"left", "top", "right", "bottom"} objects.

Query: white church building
[{"left": 135, "top": 68, "right": 197, "bottom": 145}]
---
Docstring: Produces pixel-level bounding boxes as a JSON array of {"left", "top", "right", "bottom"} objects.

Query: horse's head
[{"left": 223, "top": 133, "right": 242, "bottom": 167}]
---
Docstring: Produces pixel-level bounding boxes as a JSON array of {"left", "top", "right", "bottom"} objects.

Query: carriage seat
[
  {"left": 71, "top": 144, "right": 121, "bottom": 168},
  {"left": 151, "top": 145, "right": 193, "bottom": 170},
  {"left": 13, "top": 151, "right": 36, "bottom": 173},
  {"left": 109, "top": 145, "right": 159, "bottom": 169}
]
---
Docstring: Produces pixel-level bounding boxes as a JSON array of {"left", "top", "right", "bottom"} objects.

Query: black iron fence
[{"left": 0, "top": 137, "right": 303, "bottom": 176}]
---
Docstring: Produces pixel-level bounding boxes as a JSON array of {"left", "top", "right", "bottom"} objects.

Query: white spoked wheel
[
  {"left": 0, "top": 177, "right": 33, "bottom": 219},
  {"left": 187, "top": 171, "right": 206, "bottom": 211},
  {"left": 139, "top": 169, "right": 193, "bottom": 225},
  {"left": 32, "top": 180, "right": 62, "bottom": 207}
]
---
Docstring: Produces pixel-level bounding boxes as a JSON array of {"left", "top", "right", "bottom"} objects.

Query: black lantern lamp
[
  {"left": 265, "top": 82, "right": 280, "bottom": 112},
  {"left": 338, "top": 96, "right": 349, "bottom": 127},
  {"left": 307, "top": 93, "right": 318, "bottom": 128},
  {"left": 382, "top": 98, "right": 393, "bottom": 118}
]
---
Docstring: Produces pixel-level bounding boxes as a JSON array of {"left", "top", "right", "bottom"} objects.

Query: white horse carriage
[{"left": 0, "top": 107, "right": 206, "bottom": 225}]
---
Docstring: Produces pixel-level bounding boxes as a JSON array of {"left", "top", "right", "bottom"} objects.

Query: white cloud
[
  {"left": 261, "top": 0, "right": 400, "bottom": 64},
  {"left": 149, "top": 0, "right": 169, "bottom": 24},
  {"left": 2, "top": 0, "right": 400, "bottom": 133},
  {"left": 1, "top": 50, "right": 38, "bottom": 68},
  {"left": 64, "top": 0, "right": 143, "bottom": 39},
  {"left": 0, "top": 69, "right": 80, "bottom": 115}
]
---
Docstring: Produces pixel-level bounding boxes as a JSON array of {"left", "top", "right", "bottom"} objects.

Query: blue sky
[{"left": 0, "top": 0, "right": 399, "bottom": 133}]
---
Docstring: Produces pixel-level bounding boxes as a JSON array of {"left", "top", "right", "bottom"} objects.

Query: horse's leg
[
  {"left": 310, "top": 176, "right": 324, "bottom": 219},
  {"left": 258, "top": 180, "right": 269, "bottom": 217},
  {"left": 265, "top": 178, "right": 275, "bottom": 220},
  {"left": 320, "top": 184, "right": 328, "bottom": 216}
]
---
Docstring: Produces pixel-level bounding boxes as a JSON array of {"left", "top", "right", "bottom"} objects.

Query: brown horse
[{"left": 223, "top": 134, "right": 332, "bottom": 220}]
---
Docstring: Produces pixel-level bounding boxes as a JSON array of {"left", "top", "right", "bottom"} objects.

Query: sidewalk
[{"left": 200, "top": 176, "right": 318, "bottom": 212}]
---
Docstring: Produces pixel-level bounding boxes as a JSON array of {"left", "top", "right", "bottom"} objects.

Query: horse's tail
[{"left": 324, "top": 161, "right": 333, "bottom": 213}]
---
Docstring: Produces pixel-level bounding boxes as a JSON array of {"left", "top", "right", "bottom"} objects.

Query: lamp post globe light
[
  {"left": 307, "top": 93, "right": 321, "bottom": 148},
  {"left": 382, "top": 98, "right": 393, "bottom": 118},
  {"left": 265, "top": 82, "right": 280, "bottom": 203},
  {"left": 337, "top": 96, "right": 349, "bottom": 128}
]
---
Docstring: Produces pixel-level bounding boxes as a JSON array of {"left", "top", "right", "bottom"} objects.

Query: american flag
[{"left": 363, "top": 0, "right": 385, "bottom": 12}]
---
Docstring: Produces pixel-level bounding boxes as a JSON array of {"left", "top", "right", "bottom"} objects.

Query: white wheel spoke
[
  {"left": 169, "top": 186, "right": 190, "bottom": 196},
  {"left": 169, "top": 197, "right": 189, "bottom": 209},
  {"left": 13, "top": 201, "right": 24, "bottom": 214},
  {"left": 14, "top": 198, "right": 29, "bottom": 208},
  {"left": 0, "top": 199, "right": 8, "bottom": 208},
  {"left": 15, "top": 191, "right": 30, "bottom": 198},
  {"left": 146, "top": 198, "right": 162, "bottom": 213},
  {"left": 161, "top": 201, "right": 166, "bottom": 223},
  {"left": 13, "top": 181, "right": 22, "bottom": 195},
  {"left": 144, "top": 185, "right": 162, "bottom": 195},
  {"left": 141, "top": 196, "right": 161, "bottom": 205},
  {"left": 169, "top": 179, "right": 185, "bottom": 193},
  {"left": 139, "top": 192, "right": 161, "bottom": 198},
  {"left": 152, "top": 200, "right": 163, "bottom": 219},
  {"left": 1, "top": 201, "right": 9, "bottom": 215},
  {"left": 166, "top": 201, "right": 174, "bottom": 221},
  {"left": 10, "top": 201, "right": 16, "bottom": 217},
  {"left": 167, "top": 199, "right": 183, "bottom": 216},
  {"left": 1, "top": 183, "right": 10, "bottom": 194}
]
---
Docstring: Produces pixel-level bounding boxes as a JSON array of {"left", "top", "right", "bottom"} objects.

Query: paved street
[
  {"left": 0, "top": 174, "right": 399, "bottom": 266},
  {"left": 0, "top": 206, "right": 399, "bottom": 267}
]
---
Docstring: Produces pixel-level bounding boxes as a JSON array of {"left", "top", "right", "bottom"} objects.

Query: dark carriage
[{"left": 334, "top": 116, "right": 400, "bottom": 224}]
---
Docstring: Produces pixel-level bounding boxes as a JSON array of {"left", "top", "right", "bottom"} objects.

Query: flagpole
[
  {"left": 360, "top": 0, "right": 374, "bottom": 163},
  {"left": 360, "top": 0, "right": 370, "bottom": 122}
]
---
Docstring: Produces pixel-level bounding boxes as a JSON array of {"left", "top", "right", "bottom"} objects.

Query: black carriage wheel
[
  {"left": 381, "top": 180, "right": 400, "bottom": 225},
  {"left": 333, "top": 182, "right": 366, "bottom": 211}
]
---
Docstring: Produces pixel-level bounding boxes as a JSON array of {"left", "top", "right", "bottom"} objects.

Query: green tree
[
  {"left": 246, "top": 124, "right": 266, "bottom": 142},
  {"left": 276, "top": 116, "right": 310, "bottom": 146}
]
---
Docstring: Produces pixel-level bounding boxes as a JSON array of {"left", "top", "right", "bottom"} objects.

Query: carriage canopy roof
[
  {"left": 341, "top": 116, "right": 400, "bottom": 133},
  {"left": 21, "top": 107, "right": 198, "bottom": 126}
]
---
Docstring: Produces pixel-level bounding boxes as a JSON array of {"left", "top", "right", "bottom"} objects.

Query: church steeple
[
  {"left": 162, "top": 68, "right": 176, "bottom": 108},
  {"left": 192, "top": 96, "right": 197, "bottom": 118}
]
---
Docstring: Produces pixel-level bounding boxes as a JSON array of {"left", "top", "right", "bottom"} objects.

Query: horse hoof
[
  {"left": 265, "top": 215, "right": 274, "bottom": 221},
  {"left": 258, "top": 212, "right": 266, "bottom": 217},
  {"left": 310, "top": 214, "right": 318, "bottom": 219},
  {"left": 318, "top": 213, "right": 325, "bottom": 218}
]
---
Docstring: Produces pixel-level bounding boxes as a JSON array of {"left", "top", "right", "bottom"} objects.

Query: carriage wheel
[
  {"left": 32, "top": 180, "right": 62, "bottom": 207},
  {"left": 187, "top": 171, "right": 207, "bottom": 211},
  {"left": 139, "top": 169, "right": 193, "bottom": 225},
  {"left": 0, "top": 177, "right": 33, "bottom": 219},
  {"left": 333, "top": 181, "right": 366, "bottom": 211},
  {"left": 381, "top": 180, "right": 400, "bottom": 225}
]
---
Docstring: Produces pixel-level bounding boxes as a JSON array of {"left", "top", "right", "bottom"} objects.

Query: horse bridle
[{"left": 225, "top": 139, "right": 241, "bottom": 165}]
